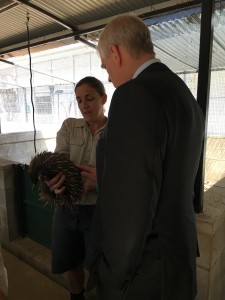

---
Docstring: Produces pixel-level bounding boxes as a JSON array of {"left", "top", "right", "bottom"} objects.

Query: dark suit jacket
[{"left": 87, "top": 62, "right": 204, "bottom": 299}]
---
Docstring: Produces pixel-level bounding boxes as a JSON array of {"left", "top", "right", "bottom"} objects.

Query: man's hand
[
  {"left": 76, "top": 165, "right": 97, "bottom": 181},
  {"left": 0, "top": 288, "right": 7, "bottom": 300},
  {"left": 76, "top": 165, "right": 97, "bottom": 193},
  {"left": 45, "top": 172, "right": 66, "bottom": 197}
]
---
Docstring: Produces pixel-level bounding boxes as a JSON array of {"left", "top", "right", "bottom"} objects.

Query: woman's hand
[{"left": 45, "top": 172, "right": 66, "bottom": 197}]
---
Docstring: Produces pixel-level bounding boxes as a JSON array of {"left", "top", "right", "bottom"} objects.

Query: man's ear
[
  {"left": 102, "top": 94, "right": 107, "bottom": 105},
  {"left": 109, "top": 44, "right": 122, "bottom": 66}
]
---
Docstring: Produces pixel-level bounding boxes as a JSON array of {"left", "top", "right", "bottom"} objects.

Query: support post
[{"left": 194, "top": 0, "right": 215, "bottom": 213}]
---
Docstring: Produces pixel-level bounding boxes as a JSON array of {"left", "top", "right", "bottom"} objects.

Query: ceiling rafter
[
  {"left": 12, "top": 0, "right": 78, "bottom": 31},
  {"left": 0, "top": 1, "right": 18, "bottom": 13}
]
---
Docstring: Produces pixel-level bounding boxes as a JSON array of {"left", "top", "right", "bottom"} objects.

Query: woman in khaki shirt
[{"left": 46, "top": 76, "right": 107, "bottom": 300}]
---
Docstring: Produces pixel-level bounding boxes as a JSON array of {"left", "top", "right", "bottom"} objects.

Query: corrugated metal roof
[
  {"left": 1, "top": 5, "right": 64, "bottom": 45},
  {"left": 151, "top": 13, "right": 201, "bottom": 73},
  {"left": 30, "top": 0, "right": 166, "bottom": 25},
  {"left": 148, "top": 4, "right": 225, "bottom": 73},
  {"left": 0, "top": 0, "right": 198, "bottom": 55},
  {"left": 1, "top": 0, "right": 225, "bottom": 73}
]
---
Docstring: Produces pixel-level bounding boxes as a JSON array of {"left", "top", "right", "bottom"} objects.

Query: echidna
[{"left": 28, "top": 151, "right": 83, "bottom": 210}]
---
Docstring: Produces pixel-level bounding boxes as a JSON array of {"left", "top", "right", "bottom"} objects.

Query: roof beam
[
  {"left": 12, "top": 0, "right": 78, "bottom": 31},
  {"left": 76, "top": 36, "right": 97, "bottom": 49},
  {"left": 0, "top": 1, "right": 18, "bottom": 13}
]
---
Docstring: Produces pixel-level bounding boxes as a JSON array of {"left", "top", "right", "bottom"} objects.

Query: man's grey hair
[{"left": 98, "top": 14, "right": 155, "bottom": 57}]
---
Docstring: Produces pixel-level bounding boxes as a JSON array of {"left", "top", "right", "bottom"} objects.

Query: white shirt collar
[{"left": 132, "top": 58, "right": 161, "bottom": 79}]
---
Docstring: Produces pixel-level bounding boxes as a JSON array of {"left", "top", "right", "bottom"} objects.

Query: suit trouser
[{"left": 97, "top": 258, "right": 162, "bottom": 300}]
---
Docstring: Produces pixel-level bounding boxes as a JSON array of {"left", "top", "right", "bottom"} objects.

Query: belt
[{"left": 59, "top": 204, "right": 96, "bottom": 213}]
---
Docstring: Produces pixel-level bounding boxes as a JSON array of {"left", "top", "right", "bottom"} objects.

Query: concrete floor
[{"left": 2, "top": 248, "right": 69, "bottom": 300}]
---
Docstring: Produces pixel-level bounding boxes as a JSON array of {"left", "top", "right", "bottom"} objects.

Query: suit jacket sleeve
[{"left": 96, "top": 80, "right": 167, "bottom": 293}]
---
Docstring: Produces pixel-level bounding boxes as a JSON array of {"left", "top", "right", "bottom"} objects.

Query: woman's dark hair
[{"left": 75, "top": 76, "right": 106, "bottom": 96}]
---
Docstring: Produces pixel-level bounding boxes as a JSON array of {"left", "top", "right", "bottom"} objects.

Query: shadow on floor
[{"left": 2, "top": 249, "right": 68, "bottom": 300}]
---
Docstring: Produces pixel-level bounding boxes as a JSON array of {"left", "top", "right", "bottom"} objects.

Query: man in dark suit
[{"left": 87, "top": 14, "right": 204, "bottom": 300}]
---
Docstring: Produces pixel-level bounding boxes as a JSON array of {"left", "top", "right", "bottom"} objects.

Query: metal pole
[{"left": 194, "top": 0, "right": 215, "bottom": 213}]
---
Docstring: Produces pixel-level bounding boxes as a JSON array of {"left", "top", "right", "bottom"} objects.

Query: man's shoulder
[{"left": 143, "top": 61, "right": 170, "bottom": 72}]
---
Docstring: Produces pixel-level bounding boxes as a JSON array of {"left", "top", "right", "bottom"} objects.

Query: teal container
[{"left": 18, "top": 164, "right": 54, "bottom": 248}]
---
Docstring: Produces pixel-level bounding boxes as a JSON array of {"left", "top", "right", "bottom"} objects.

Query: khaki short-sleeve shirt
[{"left": 55, "top": 118, "right": 106, "bottom": 205}]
